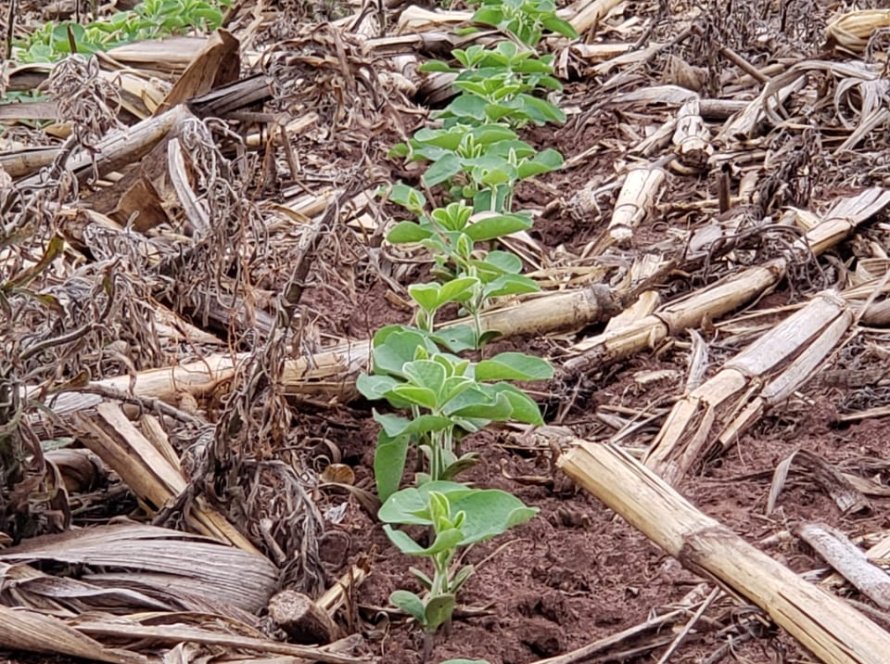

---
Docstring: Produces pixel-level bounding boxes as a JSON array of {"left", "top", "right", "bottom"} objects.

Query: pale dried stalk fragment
[
  {"left": 567, "top": 188, "right": 890, "bottom": 369},
  {"left": 72, "top": 403, "right": 261, "bottom": 554},
  {"left": 569, "top": 0, "right": 624, "bottom": 35},
  {"left": 672, "top": 99, "right": 713, "bottom": 170},
  {"left": 644, "top": 291, "right": 852, "bottom": 484},
  {"left": 0, "top": 604, "right": 147, "bottom": 664},
  {"left": 167, "top": 137, "right": 211, "bottom": 236},
  {"left": 0, "top": 523, "right": 278, "bottom": 614},
  {"left": 556, "top": 440, "right": 890, "bottom": 664},
  {"left": 73, "top": 620, "right": 368, "bottom": 664},
  {"left": 608, "top": 164, "right": 666, "bottom": 244},
  {"left": 32, "top": 284, "right": 619, "bottom": 415},
  {"left": 16, "top": 104, "right": 194, "bottom": 185},
  {"left": 719, "top": 75, "right": 805, "bottom": 140},
  {"left": 716, "top": 308, "right": 853, "bottom": 451},
  {"left": 268, "top": 590, "right": 340, "bottom": 644},
  {"left": 317, "top": 564, "right": 369, "bottom": 615},
  {"left": 826, "top": 10, "right": 890, "bottom": 53},
  {"left": 797, "top": 522, "right": 890, "bottom": 610},
  {"left": 566, "top": 260, "right": 785, "bottom": 368},
  {"left": 396, "top": 6, "right": 472, "bottom": 33}
]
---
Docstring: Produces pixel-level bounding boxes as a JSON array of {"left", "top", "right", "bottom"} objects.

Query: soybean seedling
[
  {"left": 421, "top": 42, "right": 567, "bottom": 128},
  {"left": 471, "top": 0, "right": 578, "bottom": 48},
  {"left": 356, "top": 326, "right": 552, "bottom": 500},
  {"left": 380, "top": 481, "right": 538, "bottom": 657},
  {"left": 391, "top": 123, "right": 563, "bottom": 212},
  {"left": 387, "top": 189, "right": 541, "bottom": 347}
]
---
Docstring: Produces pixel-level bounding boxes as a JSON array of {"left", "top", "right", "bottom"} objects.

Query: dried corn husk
[{"left": 826, "top": 10, "right": 890, "bottom": 54}]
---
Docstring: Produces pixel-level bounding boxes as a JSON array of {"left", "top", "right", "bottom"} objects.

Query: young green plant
[
  {"left": 391, "top": 125, "right": 563, "bottom": 213},
  {"left": 357, "top": 327, "right": 552, "bottom": 500},
  {"left": 14, "top": 0, "right": 228, "bottom": 63},
  {"left": 421, "top": 42, "right": 566, "bottom": 129},
  {"left": 380, "top": 481, "right": 537, "bottom": 652},
  {"left": 387, "top": 187, "right": 543, "bottom": 347}
]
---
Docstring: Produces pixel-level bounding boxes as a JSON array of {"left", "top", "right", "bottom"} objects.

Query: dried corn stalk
[
  {"left": 797, "top": 522, "right": 890, "bottom": 610},
  {"left": 567, "top": 188, "right": 890, "bottom": 370},
  {"left": 644, "top": 291, "right": 853, "bottom": 484},
  {"left": 72, "top": 403, "right": 261, "bottom": 554},
  {"left": 556, "top": 439, "right": 890, "bottom": 664},
  {"left": 608, "top": 164, "right": 666, "bottom": 244},
  {"left": 32, "top": 284, "right": 619, "bottom": 415},
  {"left": 672, "top": 99, "right": 713, "bottom": 171},
  {"left": 0, "top": 604, "right": 147, "bottom": 664},
  {"left": 569, "top": 0, "right": 624, "bottom": 35}
]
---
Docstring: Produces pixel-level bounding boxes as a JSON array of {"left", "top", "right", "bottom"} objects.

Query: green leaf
[
  {"left": 403, "top": 359, "right": 448, "bottom": 397},
  {"left": 372, "top": 327, "right": 433, "bottom": 376},
  {"left": 472, "top": 6, "right": 504, "bottom": 26},
  {"left": 389, "top": 143, "right": 410, "bottom": 158},
  {"left": 409, "top": 283, "right": 443, "bottom": 313},
  {"left": 414, "top": 127, "right": 464, "bottom": 151},
  {"left": 482, "top": 274, "right": 540, "bottom": 298},
  {"left": 419, "top": 59, "right": 455, "bottom": 73},
  {"left": 445, "top": 388, "right": 513, "bottom": 420},
  {"left": 424, "top": 593, "right": 456, "bottom": 631},
  {"left": 541, "top": 14, "right": 579, "bottom": 38},
  {"left": 440, "top": 375, "right": 476, "bottom": 403},
  {"left": 388, "top": 221, "right": 433, "bottom": 244},
  {"left": 450, "top": 563, "right": 475, "bottom": 592},
  {"left": 391, "top": 385, "right": 439, "bottom": 409},
  {"left": 438, "top": 276, "right": 478, "bottom": 305},
  {"left": 388, "top": 183, "right": 427, "bottom": 212},
  {"left": 384, "top": 524, "right": 463, "bottom": 556},
  {"left": 517, "top": 147, "right": 565, "bottom": 179},
  {"left": 448, "top": 489, "right": 538, "bottom": 544},
  {"left": 356, "top": 373, "right": 401, "bottom": 400},
  {"left": 379, "top": 481, "right": 476, "bottom": 525},
  {"left": 515, "top": 94, "right": 566, "bottom": 124},
  {"left": 441, "top": 94, "right": 488, "bottom": 123},
  {"left": 472, "top": 124, "right": 518, "bottom": 144},
  {"left": 475, "top": 352, "right": 553, "bottom": 381},
  {"left": 410, "top": 566, "right": 435, "bottom": 590},
  {"left": 465, "top": 213, "right": 532, "bottom": 241},
  {"left": 374, "top": 431, "right": 410, "bottom": 501},
  {"left": 482, "top": 250, "right": 523, "bottom": 274},
  {"left": 442, "top": 452, "right": 479, "bottom": 480},
  {"left": 432, "top": 325, "right": 479, "bottom": 353},
  {"left": 411, "top": 415, "right": 456, "bottom": 435},
  {"left": 490, "top": 383, "right": 545, "bottom": 425},
  {"left": 390, "top": 590, "right": 426, "bottom": 622},
  {"left": 423, "top": 154, "right": 462, "bottom": 187}
]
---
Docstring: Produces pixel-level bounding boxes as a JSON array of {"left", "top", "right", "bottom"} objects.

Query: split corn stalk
[
  {"left": 72, "top": 403, "right": 262, "bottom": 554},
  {"left": 557, "top": 439, "right": 890, "bottom": 664},
  {"left": 672, "top": 99, "right": 713, "bottom": 171},
  {"left": 643, "top": 290, "right": 853, "bottom": 485}
]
